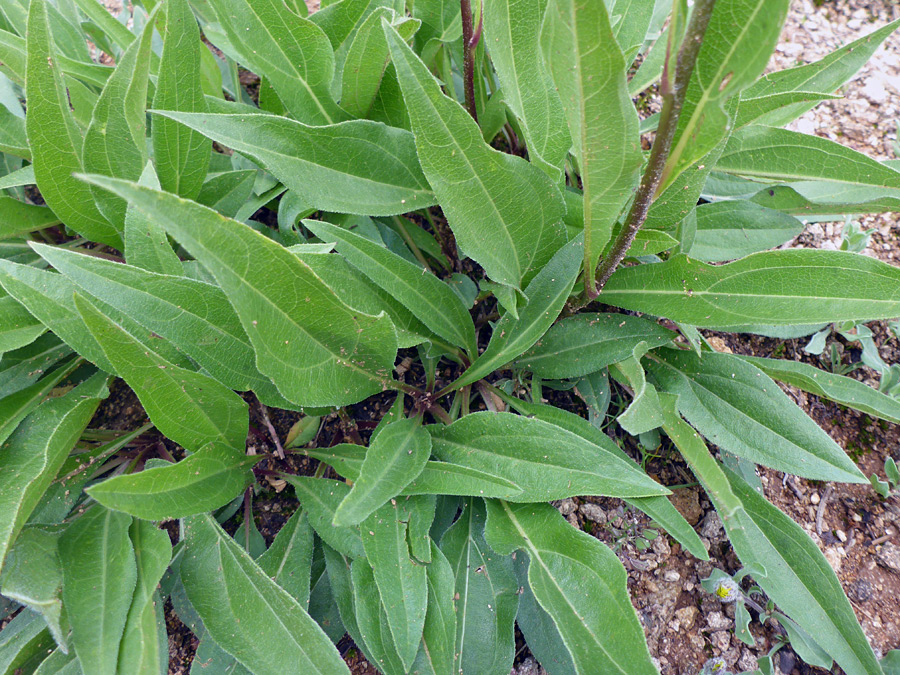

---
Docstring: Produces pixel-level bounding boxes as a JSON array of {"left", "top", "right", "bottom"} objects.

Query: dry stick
[
  {"left": 815, "top": 484, "right": 833, "bottom": 536},
  {"left": 460, "top": 0, "right": 479, "bottom": 121},
  {"left": 588, "top": 0, "right": 718, "bottom": 299},
  {"left": 256, "top": 397, "right": 285, "bottom": 459}
]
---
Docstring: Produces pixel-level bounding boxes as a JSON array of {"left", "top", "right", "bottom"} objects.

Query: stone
[
  {"left": 847, "top": 578, "right": 874, "bottom": 603},
  {"left": 876, "top": 542, "right": 900, "bottom": 574},
  {"left": 510, "top": 657, "right": 545, "bottom": 675},
  {"left": 670, "top": 488, "right": 703, "bottom": 525},
  {"left": 824, "top": 546, "right": 843, "bottom": 574},
  {"left": 699, "top": 511, "right": 723, "bottom": 539},
  {"left": 710, "top": 630, "right": 731, "bottom": 652},
  {"left": 579, "top": 502, "right": 607, "bottom": 524},
  {"left": 738, "top": 649, "right": 759, "bottom": 672},
  {"left": 555, "top": 498, "right": 577, "bottom": 517},
  {"left": 707, "top": 611, "right": 732, "bottom": 631},
  {"left": 663, "top": 569, "right": 680, "bottom": 583},
  {"left": 674, "top": 605, "right": 698, "bottom": 631}
]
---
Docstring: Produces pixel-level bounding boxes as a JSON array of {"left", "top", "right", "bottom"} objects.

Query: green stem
[
  {"left": 589, "top": 0, "right": 717, "bottom": 298},
  {"left": 392, "top": 216, "right": 432, "bottom": 273}
]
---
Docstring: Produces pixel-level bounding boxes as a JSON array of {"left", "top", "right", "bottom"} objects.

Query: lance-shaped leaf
[
  {"left": 257, "top": 509, "right": 314, "bottom": 607},
  {"left": 542, "top": 0, "right": 641, "bottom": 276},
  {"left": 206, "top": 0, "right": 346, "bottom": 125},
  {"left": 385, "top": 21, "right": 566, "bottom": 289},
  {"left": 660, "top": 398, "right": 881, "bottom": 675},
  {"left": 32, "top": 243, "right": 276, "bottom": 395},
  {"left": 740, "top": 19, "right": 900, "bottom": 128},
  {"left": 609, "top": 0, "right": 657, "bottom": 64},
  {"left": 439, "top": 499, "right": 517, "bottom": 675},
  {"left": 350, "top": 557, "right": 407, "bottom": 674},
  {"left": 501, "top": 396, "right": 709, "bottom": 560},
  {"left": 514, "top": 313, "right": 674, "bottom": 379},
  {"left": 287, "top": 477, "right": 365, "bottom": 559},
  {"left": 484, "top": 500, "right": 658, "bottom": 675},
  {"left": 483, "top": 0, "right": 569, "bottom": 176},
  {"left": 0, "top": 259, "right": 190, "bottom": 374},
  {"left": 751, "top": 182, "right": 900, "bottom": 218},
  {"left": 306, "top": 221, "right": 475, "bottom": 353},
  {"left": 25, "top": 0, "right": 118, "bottom": 247},
  {"left": 609, "top": 342, "right": 664, "bottom": 435},
  {"left": 600, "top": 250, "right": 900, "bottom": 327},
  {"left": 0, "top": 295, "right": 44, "bottom": 353},
  {"left": 341, "top": 8, "right": 421, "bottom": 119},
  {"left": 689, "top": 200, "right": 803, "bottom": 262},
  {"left": 361, "top": 499, "right": 428, "bottom": 670},
  {"left": 0, "top": 593, "right": 55, "bottom": 671},
  {"left": 82, "top": 12, "right": 155, "bottom": 230},
  {"left": 451, "top": 236, "right": 583, "bottom": 390},
  {"left": 123, "top": 162, "right": 183, "bottom": 276},
  {"left": 58, "top": 506, "right": 137, "bottom": 675},
  {"left": 664, "top": 0, "right": 790, "bottom": 189},
  {"left": 152, "top": 0, "right": 210, "bottom": 200},
  {"left": 88, "top": 444, "right": 256, "bottom": 520},
  {"left": 0, "top": 527, "right": 66, "bottom": 648},
  {"left": 646, "top": 348, "right": 865, "bottom": 483},
  {"left": 0, "top": 373, "right": 107, "bottom": 574},
  {"left": 117, "top": 520, "right": 171, "bottom": 675},
  {"left": 333, "top": 417, "right": 431, "bottom": 527},
  {"left": 154, "top": 112, "right": 435, "bottom": 216},
  {"left": 429, "top": 412, "right": 668, "bottom": 501},
  {"left": 0, "top": 197, "right": 59, "bottom": 240},
  {"left": 412, "top": 541, "right": 457, "bottom": 675},
  {"left": 718, "top": 125, "right": 900, "bottom": 188},
  {"left": 180, "top": 514, "right": 351, "bottom": 675},
  {"left": 82, "top": 175, "right": 399, "bottom": 408},
  {"left": 0, "top": 334, "right": 71, "bottom": 401},
  {"left": 737, "top": 355, "right": 900, "bottom": 425},
  {"left": 74, "top": 293, "right": 249, "bottom": 453}
]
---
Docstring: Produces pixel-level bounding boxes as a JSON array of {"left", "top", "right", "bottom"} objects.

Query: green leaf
[
  {"left": 0, "top": 373, "right": 107, "bottom": 574},
  {"left": 306, "top": 220, "right": 475, "bottom": 353},
  {"left": 0, "top": 197, "right": 59, "bottom": 240},
  {"left": 287, "top": 477, "right": 365, "bottom": 559},
  {"left": 688, "top": 200, "right": 803, "bottom": 262},
  {"left": 429, "top": 411, "right": 668, "bottom": 501},
  {"left": 411, "top": 540, "right": 457, "bottom": 675},
  {"left": 333, "top": 417, "right": 431, "bottom": 527},
  {"left": 58, "top": 506, "right": 137, "bottom": 675},
  {"left": 750, "top": 182, "right": 900, "bottom": 218},
  {"left": 0, "top": 260, "right": 190, "bottom": 374},
  {"left": 542, "top": 0, "right": 642, "bottom": 277},
  {"left": 609, "top": 0, "right": 657, "bottom": 64},
  {"left": 206, "top": 0, "right": 347, "bottom": 125},
  {"left": 609, "top": 342, "right": 664, "bottom": 435},
  {"left": 361, "top": 499, "right": 428, "bottom": 670},
  {"left": 500, "top": 395, "right": 709, "bottom": 561},
  {"left": 0, "top": 102, "right": 28, "bottom": 160},
  {"left": 513, "top": 313, "right": 675, "bottom": 379},
  {"left": 25, "top": 0, "right": 118, "bottom": 247},
  {"left": 196, "top": 169, "right": 257, "bottom": 219},
  {"left": 385, "top": 21, "right": 566, "bottom": 289},
  {"left": 451, "top": 236, "right": 583, "bottom": 390},
  {"left": 180, "top": 513, "right": 351, "bottom": 675},
  {"left": 306, "top": 444, "right": 524, "bottom": 500},
  {"left": 84, "top": 175, "right": 399, "bottom": 408},
  {"left": 0, "top": 334, "right": 70, "bottom": 402},
  {"left": 733, "top": 91, "right": 839, "bottom": 129},
  {"left": 341, "top": 8, "right": 420, "bottom": 119},
  {"left": 664, "top": 0, "right": 790, "bottom": 189},
  {"left": 737, "top": 355, "right": 900, "bottom": 425},
  {"left": 601, "top": 250, "right": 900, "bottom": 327},
  {"left": 257, "top": 508, "right": 314, "bottom": 606},
  {"left": 0, "top": 527, "right": 65, "bottom": 647},
  {"left": 81, "top": 12, "right": 155, "bottom": 230},
  {"left": 0, "top": 295, "right": 44, "bottom": 353},
  {"left": 117, "top": 520, "right": 171, "bottom": 675},
  {"left": 152, "top": 0, "right": 210, "bottom": 200},
  {"left": 123, "top": 162, "right": 183, "bottom": 276},
  {"left": 484, "top": 500, "right": 658, "bottom": 675},
  {"left": 0, "top": 608, "right": 55, "bottom": 674},
  {"left": 154, "top": 112, "right": 435, "bottom": 216},
  {"left": 718, "top": 125, "right": 900, "bottom": 188},
  {"left": 74, "top": 293, "right": 249, "bottom": 453},
  {"left": 88, "top": 444, "right": 255, "bottom": 520},
  {"left": 32, "top": 243, "right": 278, "bottom": 396},
  {"left": 482, "top": 0, "right": 569, "bottom": 176},
  {"left": 740, "top": 19, "right": 900, "bottom": 128},
  {"left": 646, "top": 348, "right": 866, "bottom": 483},
  {"left": 439, "top": 499, "right": 517, "bottom": 675},
  {"left": 350, "top": 556, "right": 406, "bottom": 674},
  {"left": 31, "top": 646, "right": 79, "bottom": 674}
]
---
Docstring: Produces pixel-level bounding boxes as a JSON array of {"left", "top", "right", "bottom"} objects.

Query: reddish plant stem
[
  {"left": 589, "top": 0, "right": 717, "bottom": 298},
  {"left": 460, "top": 0, "right": 478, "bottom": 121}
]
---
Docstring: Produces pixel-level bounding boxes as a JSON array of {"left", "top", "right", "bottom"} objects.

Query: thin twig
[
  {"left": 256, "top": 397, "right": 285, "bottom": 459},
  {"left": 815, "top": 485, "right": 833, "bottom": 536},
  {"left": 588, "top": 0, "right": 718, "bottom": 299},
  {"left": 337, "top": 408, "right": 364, "bottom": 445}
]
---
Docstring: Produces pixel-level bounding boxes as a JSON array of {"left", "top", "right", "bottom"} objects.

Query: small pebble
[{"left": 810, "top": 492, "right": 820, "bottom": 505}]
